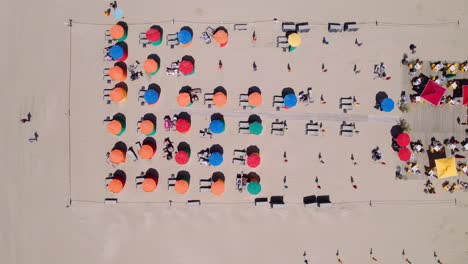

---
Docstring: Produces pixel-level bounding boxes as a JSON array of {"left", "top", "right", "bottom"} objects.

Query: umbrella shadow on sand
[
  {"left": 248, "top": 86, "right": 261, "bottom": 95},
  {"left": 281, "top": 87, "right": 295, "bottom": 97},
  {"left": 210, "top": 113, "right": 224, "bottom": 122},
  {"left": 147, "top": 54, "right": 161, "bottom": 67},
  {"left": 114, "top": 81, "right": 128, "bottom": 93},
  {"left": 113, "top": 141, "right": 127, "bottom": 153},
  {"left": 177, "top": 142, "right": 191, "bottom": 152},
  {"left": 247, "top": 172, "right": 261, "bottom": 183},
  {"left": 116, "top": 21, "right": 128, "bottom": 34},
  {"left": 178, "top": 112, "right": 191, "bottom": 122},
  {"left": 142, "top": 113, "right": 157, "bottom": 124},
  {"left": 375, "top": 91, "right": 388, "bottom": 108},
  {"left": 176, "top": 170, "right": 191, "bottom": 182},
  {"left": 179, "top": 85, "right": 192, "bottom": 94},
  {"left": 145, "top": 168, "right": 159, "bottom": 182},
  {"left": 113, "top": 113, "right": 126, "bottom": 124},
  {"left": 210, "top": 144, "right": 224, "bottom": 155},
  {"left": 246, "top": 145, "right": 260, "bottom": 156},
  {"left": 214, "top": 86, "right": 227, "bottom": 95},
  {"left": 248, "top": 114, "right": 262, "bottom": 124},
  {"left": 142, "top": 137, "right": 157, "bottom": 151},
  {"left": 113, "top": 169, "right": 127, "bottom": 184},
  {"left": 211, "top": 171, "right": 225, "bottom": 182}
]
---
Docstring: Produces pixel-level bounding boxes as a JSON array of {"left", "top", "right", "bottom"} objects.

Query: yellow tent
[{"left": 435, "top": 157, "right": 458, "bottom": 179}]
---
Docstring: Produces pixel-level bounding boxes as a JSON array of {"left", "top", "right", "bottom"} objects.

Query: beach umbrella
[
  {"left": 396, "top": 133, "right": 410, "bottom": 147},
  {"left": 109, "top": 149, "right": 126, "bottom": 164},
  {"left": 209, "top": 120, "right": 225, "bottom": 134},
  {"left": 435, "top": 157, "right": 458, "bottom": 179},
  {"left": 179, "top": 60, "right": 194, "bottom": 75},
  {"left": 420, "top": 80, "right": 446, "bottom": 106},
  {"left": 107, "top": 120, "right": 124, "bottom": 136},
  {"left": 178, "top": 29, "right": 193, "bottom": 44},
  {"left": 113, "top": 8, "right": 123, "bottom": 20},
  {"left": 109, "top": 87, "right": 127, "bottom": 102},
  {"left": 176, "top": 119, "right": 191, "bottom": 133},
  {"left": 146, "top": 28, "right": 161, "bottom": 42},
  {"left": 247, "top": 153, "right": 261, "bottom": 168},
  {"left": 175, "top": 180, "right": 189, "bottom": 194},
  {"left": 247, "top": 181, "right": 261, "bottom": 195},
  {"left": 248, "top": 92, "right": 262, "bottom": 107},
  {"left": 142, "top": 178, "right": 157, "bottom": 192},
  {"left": 463, "top": 85, "right": 468, "bottom": 105},
  {"left": 283, "top": 93, "right": 298, "bottom": 108},
  {"left": 109, "top": 45, "right": 124, "bottom": 60},
  {"left": 144, "top": 59, "right": 158, "bottom": 74},
  {"left": 380, "top": 98, "right": 395, "bottom": 112},
  {"left": 175, "top": 150, "right": 189, "bottom": 165},
  {"left": 139, "top": 144, "right": 155, "bottom": 160},
  {"left": 211, "top": 180, "right": 225, "bottom": 196},
  {"left": 213, "top": 92, "right": 227, "bottom": 107},
  {"left": 109, "top": 66, "right": 125, "bottom": 81},
  {"left": 249, "top": 121, "right": 263, "bottom": 135},
  {"left": 110, "top": 24, "right": 125, "bottom": 40},
  {"left": 144, "top": 89, "right": 159, "bottom": 104},
  {"left": 209, "top": 152, "right": 223, "bottom": 166},
  {"left": 139, "top": 120, "right": 155, "bottom": 136},
  {"left": 398, "top": 147, "right": 411, "bottom": 162},
  {"left": 108, "top": 178, "right": 124, "bottom": 193},
  {"left": 214, "top": 29, "right": 228, "bottom": 47},
  {"left": 288, "top": 33, "right": 302, "bottom": 47},
  {"left": 177, "top": 92, "right": 191, "bottom": 107}
]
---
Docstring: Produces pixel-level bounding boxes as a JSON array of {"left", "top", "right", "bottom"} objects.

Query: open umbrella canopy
[
  {"left": 144, "top": 89, "right": 159, "bottom": 104},
  {"left": 139, "top": 144, "right": 155, "bottom": 160},
  {"left": 109, "top": 45, "right": 124, "bottom": 60},
  {"left": 177, "top": 92, "right": 191, "bottom": 107},
  {"left": 179, "top": 60, "right": 194, "bottom": 75},
  {"left": 398, "top": 147, "right": 411, "bottom": 162},
  {"left": 109, "top": 87, "right": 127, "bottom": 102},
  {"left": 109, "top": 149, "right": 126, "bottom": 164},
  {"left": 420, "top": 80, "right": 446, "bottom": 106},
  {"left": 211, "top": 180, "right": 225, "bottom": 196},
  {"left": 249, "top": 121, "right": 263, "bottom": 135},
  {"left": 108, "top": 178, "right": 124, "bottom": 193},
  {"left": 109, "top": 66, "right": 125, "bottom": 81},
  {"left": 381, "top": 98, "right": 395, "bottom": 112},
  {"left": 178, "top": 29, "right": 193, "bottom": 44},
  {"left": 175, "top": 150, "right": 189, "bottom": 165},
  {"left": 247, "top": 153, "right": 261, "bottom": 168},
  {"left": 139, "top": 120, "right": 155, "bottom": 135},
  {"left": 144, "top": 59, "right": 158, "bottom": 73},
  {"left": 209, "top": 152, "right": 223, "bottom": 166},
  {"left": 435, "top": 157, "right": 458, "bottom": 179},
  {"left": 113, "top": 8, "right": 123, "bottom": 20},
  {"left": 463, "top": 85, "right": 468, "bottom": 105},
  {"left": 107, "top": 120, "right": 123, "bottom": 135},
  {"left": 110, "top": 24, "right": 125, "bottom": 40},
  {"left": 175, "top": 180, "right": 189, "bottom": 194},
  {"left": 209, "top": 120, "right": 225, "bottom": 134},
  {"left": 396, "top": 132, "right": 411, "bottom": 147},
  {"left": 176, "top": 118, "right": 191, "bottom": 133},
  {"left": 288, "top": 33, "right": 302, "bottom": 47},
  {"left": 213, "top": 92, "right": 227, "bottom": 107},
  {"left": 214, "top": 29, "right": 228, "bottom": 46},
  {"left": 248, "top": 92, "right": 262, "bottom": 107},
  {"left": 146, "top": 27, "right": 161, "bottom": 42},
  {"left": 283, "top": 93, "right": 298, "bottom": 108},
  {"left": 142, "top": 178, "right": 157, "bottom": 192},
  {"left": 247, "top": 181, "right": 261, "bottom": 195}
]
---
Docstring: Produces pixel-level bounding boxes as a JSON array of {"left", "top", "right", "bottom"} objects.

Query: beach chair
[
  {"left": 271, "top": 121, "right": 286, "bottom": 130},
  {"left": 127, "top": 147, "right": 138, "bottom": 161},
  {"left": 166, "top": 33, "right": 179, "bottom": 48},
  {"left": 104, "top": 30, "right": 113, "bottom": 44},
  {"left": 272, "top": 95, "right": 285, "bottom": 110},
  {"left": 204, "top": 93, "right": 213, "bottom": 108},
  {"left": 254, "top": 197, "right": 269, "bottom": 206},
  {"left": 234, "top": 24, "right": 248, "bottom": 31},
  {"left": 238, "top": 127, "right": 251, "bottom": 134},
  {"left": 303, "top": 195, "right": 318, "bottom": 208},
  {"left": 296, "top": 22, "right": 311, "bottom": 33},
  {"left": 306, "top": 87, "right": 314, "bottom": 104},
  {"left": 200, "top": 186, "right": 211, "bottom": 192},
  {"left": 277, "top": 41, "right": 289, "bottom": 49},
  {"left": 282, "top": 22, "right": 296, "bottom": 32},
  {"left": 239, "top": 100, "right": 250, "bottom": 109},
  {"left": 238, "top": 121, "right": 249, "bottom": 129},
  {"left": 340, "top": 130, "right": 354, "bottom": 137},
  {"left": 270, "top": 196, "right": 287, "bottom": 208},
  {"left": 236, "top": 173, "right": 243, "bottom": 192},
  {"left": 200, "top": 179, "right": 212, "bottom": 187},
  {"left": 104, "top": 198, "right": 118, "bottom": 204},
  {"left": 135, "top": 176, "right": 144, "bottom": 189},
  {"left": 341, "top": 103, "right": 353, "bottom": 111},
  {"left": 239, "top": 94, "right": 249, "bottom": 109},
  {"left": 105, "top": 173, "right": 113, "bottom": 188},
  {"left": 102, "top": 90, "right": 112, "bottom": 104},
  {"left": 139, "top": 32, "right": 150, "bottom": 48},
  {"left": 306, "top": 122, "right": 320, "bottom": 136},
  {"left": 317, "top": 195, "right": 332, "bottom": 208},
  {"left": 343, "top": 22, "right": 359, "bottom": 32},
  {"left": 103, "top": 68, "right": 111, "bottom": 84},
  {"left": 277, "top": 36, "right": 288, "bottom": 43},
  {"left": 271, "top": 128, "right": 285, "bottom": 136},
  {"left": 232, "top": 158, "right": 245, "bottom": 165},
  {"left": 233, "top": 149, "right": 247, "bottom": 158},
  {"left": 187, "top": 200, "right": 201, "bottom": 206},
  {"left": 168, "top": 176, "right": 176, "bottom": 190},
  {"left": 328, "top": 23, "right": 343, "bottom": 33}
]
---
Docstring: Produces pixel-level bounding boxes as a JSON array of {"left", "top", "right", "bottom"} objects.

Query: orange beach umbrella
[
  {"left": 213, "top": 92, "right": 227, "bottom": 107},
  {"left": 144, "top": 59, "right": 158, "bottom": 73},
  {"left": 108, "top": 178, "right": 124, "bottom": 193},
  {"left": 110, "top": 24, "right": 125, "bottom": 39},
  {"left": 139, "top": 144, "right": 155, "bottom": 160},
  {"left": 177, "top": 92, "right": 191, "bottom": 107},
  {"left": 107, "top": 120, "right": 122, "bottom": 135},
  {"left": 139, "top": 120, "right": 154, "bottom": 135},
  {"left": 109, "top": 87, "right": 127, "bottom": 102},
  {"left": 214, "top": 30, "right": 228, "bottom": 46},
  {"left": 109, "top": 66, "right": 125, "bottom": 81},
  {"left": 175, "top": 180, "right": 189, "bottom": 194},
  {"left": 142, "top": 178, "right": 157, "bottom": 192},
  {"left": 248, "top": 92, "right": 262, "bottom": 107},
  {"left": 211, "top": 180, "right": 225, "bottom": 196},
  {"left": 109, "top": 149, "right": 126, "bottom": 164}
]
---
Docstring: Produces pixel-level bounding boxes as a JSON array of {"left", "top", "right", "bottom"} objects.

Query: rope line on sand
[
  {"left": 70, "top": 18, "right": 460, "bottom": 28},
  {"left": 66, "top": 20, "right": 73, "bottom": 208}
]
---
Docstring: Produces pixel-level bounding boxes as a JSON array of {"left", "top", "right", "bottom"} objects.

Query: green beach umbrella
[
  {"left": 249, "top": 121, "right": 263, "bottom": 135},
  {"left": 247, "top": 181, "right": 261, "bottom": 195}
]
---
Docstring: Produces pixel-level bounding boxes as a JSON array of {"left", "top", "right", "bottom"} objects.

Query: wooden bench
[
  {"left": 187, "top": 200, "right": 201, "bottom": 206},
  {"left": 344, "top": 22, "right": 359, "bottom": 32},
  {"left": 104, "top": 198, "right": 118, "bottom": 204},
  {"left": 254, "top": 197, "right": 269, "bottom": 206},
  {"left": 296, "top": 22, "right": 310, "bottom": 33},
  {"left": 282, "top": 22, "right": 296, "bottom": 32},
  {"left": 234, "top": 24, "right": 248, "bottom": 30},
  {"left": 328, "top": 23, "right": 343, "bottom": 33}
]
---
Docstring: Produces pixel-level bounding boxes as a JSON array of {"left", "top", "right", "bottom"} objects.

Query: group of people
[
  {"left": 104, "top": 1, "right": 118, "bottom": 17},
  {"left": 373, "top": 62, "right": 390, "bottom": 80},
  {"left": 129, "top": 60, "right": 143, "bottom": 81},
  {"left": 197, "top": 148, "right": 211, "bottom": 165},
  {"left": 162, "top": 138, "right": 174, "bottom": 160}
]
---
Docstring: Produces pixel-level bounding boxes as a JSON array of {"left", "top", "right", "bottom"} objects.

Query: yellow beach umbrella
[
  {"left": 288, "top": 33, "right": 302, "bottom": 47},
  {"left": 435, "top": 157, "right": 458, "bottom": 179}
]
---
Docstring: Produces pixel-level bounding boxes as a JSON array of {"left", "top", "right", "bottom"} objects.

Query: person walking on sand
[
  {"left": 283, "top": 151, "right": 288, "bottom": 163},
  {"left": 218, "top": 60, "right": 223, "bottom": 70},
  {"left": 322, "top": 36, "right": 329, "bottom": 45},
  {"left": 318, "top": 152, "right": 324, "bottom": 163},
  {"left": 322, "top": 63, "right": 328, "bottom": 72},
  {"left": 353, "top": 64, "right": 360, "bottom": 74},
  {"left": 351, "top": 153, "right": 357, "bottom": 165},
  {"left": 315, "top": 176, "right": 321, "bottom": 189},
  {"left": 409, "top": 44, "right": 416, "bottom": 54},
  {"left": 252, "top": 61, "right": 257, "bottom": 71},
  {"left": 320, "top": 94, "right": 326, "bottom": 104},
  {"left": 283, "top": 176, "right": 288, "bottom": 189},
  {"left": 104, "top": 8, "right": 111, "bottom": 16},
  {"left": 355, "top": 38, "right": 363, "bottom": 47},
  {"left": 287, "top": 63, "right": 291, "bottom": 72},
  {"left": 20, "top": 112, "right": 31, "bottom": 123},
  {"left": 28, "top": 132, "right": 39, "bottom": 143},
  {"left": 252, "top": 31, "right": 257, "bottom": 42},
  {"left": 350, "top": 176, "right": 357, "bottom": 189}
]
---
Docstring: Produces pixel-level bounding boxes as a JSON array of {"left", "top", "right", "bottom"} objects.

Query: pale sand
[{"left": 2, "top": 0, "right": 468, "bottom": 263}]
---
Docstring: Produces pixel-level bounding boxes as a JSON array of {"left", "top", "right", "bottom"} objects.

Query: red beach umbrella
[
  {"left": 176, "top": 119, "right": 191, "bottom": 133},
  {"left": 179, "top": 60, "right": 194, "bottom": 75},
  {"left": 175, "top": 150, "right": 189, "bottom": 165},
  {"left": 398, "top": 147, "right": 411, "bottom": 162},
  {"left": 247, "top": 153, "right": 261, "bottom": 168},
  {"left": 396, "top": 133, "right": 410, "bottom": 147}
]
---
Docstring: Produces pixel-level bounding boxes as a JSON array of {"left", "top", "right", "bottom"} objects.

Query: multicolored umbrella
[
  {"left": 248, "top": 92, "right": 262, "bottom": 107},
  {"left": 249, "top": 121, "right": 263, "bottom": 135},
  {"left": 247, "top": 181, "right": 261, "bottom": 195},
  {"left": 144, "top": 89, "right": 159, "bottom": 104},
  {"left": 284, "top": 93, "right": 298, "bottom": 108},
  {"left": 213, "top": 92, "right": 227, "bottom": 107},
  {"left": 108, "top": 178, "right": 124, "bottom": 193},
  {"left": 179, "top": 60, "right": 194, "bottom": 75},
  {"left": 209, "top": 120, "right": 225, "bottom": 134},
  {"left": 178, "top": 29, "right": 193, "bottom": 44},
  {"left": 288, "top": 33, "right": 301, "bottom": 47},
  {"left": 176, "top": 118, "right": 191, "bottom": 133},
  {"left": 142, "top": 178, "right": 157, "bottom": 192},
  {"left": 211, "top": 180, "right": 225, "bottom": 196},
  {"left": 177, "top": 92, "right": 191, "bottom": 107},
  {"left": 209, "top": 152, "right": 223, "bottom": 166},
  {"left": 381, "top": 98, "right": 395, "bottom": 112},
  {"left": 109, "top": 149, "right": 126, "bottom": 164},
  {"left": 175, "top": 180, "right": 189, "bottom": 194},
  {"left": 175, "top": 150, "right": 189, "bottom": 165},
  {"left": 396, "top": 133, "right": 410, "bottom": 147},
  {"left": 247, "top": 153, "right": 261, "bottom": 168},
  {"left": 398, "top": 147, "right": 411, "bottom": 162},
  {"left": 139, "top": 144, "right": 155, "bottom": 160}
]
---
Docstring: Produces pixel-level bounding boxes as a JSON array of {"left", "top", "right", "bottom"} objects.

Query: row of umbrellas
[{"left": 107, "top": 170, "right": 262, "bottom": 195}]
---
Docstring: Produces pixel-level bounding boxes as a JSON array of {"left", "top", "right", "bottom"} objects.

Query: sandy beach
[{"left": 2, "top": 0, "right": 468, "bottom": 263}]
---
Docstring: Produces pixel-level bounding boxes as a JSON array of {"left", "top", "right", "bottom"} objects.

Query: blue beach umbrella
[
  {"left": 380, "top": 98, "right": 395, "bottom": 112},
  {"left": 178, "top": 29, "right": 192, "bottom": 44},
  {"left": 283, "top": 93, "right": 298, "bottom": 108},
  {"left": 144, "top": 89, "right": 159, "bottom": 104},
  {"left": 113, "top": 8, "right": 124, "bottom": 20},
  {"left": 209, "top": 120, "right": 225, "bottom": 134},
  {"left": 109, "top": 45, "right": 124, "bottom": 60},
  {"left": 209, "top": 152, "right": 223, "bottom": 166}
]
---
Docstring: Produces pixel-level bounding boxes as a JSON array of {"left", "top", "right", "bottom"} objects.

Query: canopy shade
[
  {"left": 396, "top": 132, "right": 411, "bottom": 147},
  {"left": 176, "top": 119, "right": 191, "bottom": 133},
  {"left": 109, "top": 149, "right": 126, "bottom": 164},
  {"left": 380, "top": 98, "right": 395, "bottom": 112},
  {"left": 248, "top": 92, "right": 262, "bottom": 107},
  {"left": 108, "top": 178, "right": 124, "bottom": 193},
  {"left": 420, "top": 80, "right": 446, "bottom": 106},
  {"left": 211, "top": 180, "right": 225, "bottom": 196},
  {"left": 144, "top": 89, "right": 159, "bottom": 104},
  {"left": 209, "top": 120, "right": 225, "bottom": 134},
  {"left": 142, "top": 178, "right": 157, "bottom": 192},
  {"left": 288, "top": 33, "right": 302, "bottom": 47},
  {"left": 175, "top": 150, "right": 189, "bottom": 165},
  {"left": 398, "top": 147, "right": 411, "bottom": 162},
  {"left": 247, "top": 181, "right": 261, "bottom": 195},
  {"left": 435, "top": 157, "right": 458, "bottom": 179},
  {"left": 209, "top": 152, "right": 223, "bottom": 166},
  {"left": 247, "top": 153, "right": 261, "bottom": 168},
  {"left": 139, "top": 144, "right": 155, "bottom": 159},
  {"left": 249, "top": 121, "right": 263, "bottom": 135}
]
